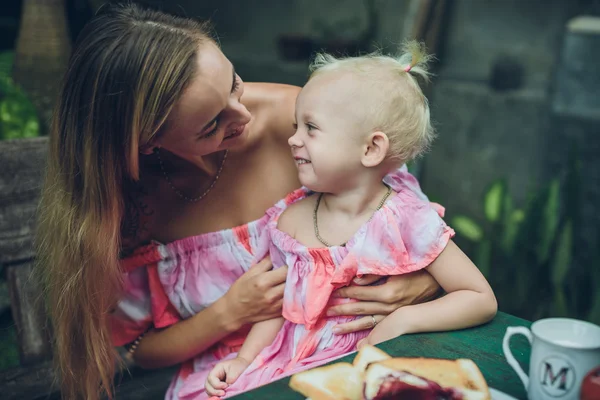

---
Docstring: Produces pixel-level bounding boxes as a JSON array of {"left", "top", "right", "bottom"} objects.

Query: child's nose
[{"left": 288, "top": 133, "right": 303, "bottom": 148}]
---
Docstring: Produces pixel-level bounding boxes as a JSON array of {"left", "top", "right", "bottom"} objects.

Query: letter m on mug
[{"left": 540, "top": 356, "right": 576, "bottom": 397}]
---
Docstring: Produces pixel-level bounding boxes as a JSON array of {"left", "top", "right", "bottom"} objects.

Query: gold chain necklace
[
  {"left": 313, "top": 183, "right": 393, "bottom": 247},
  {"left": 156, "top": 148, "right": 228, "bottom": 203}
]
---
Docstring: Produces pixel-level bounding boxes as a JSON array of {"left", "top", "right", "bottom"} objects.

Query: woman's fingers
[
  {"left": 332, "top": 284, "right": 393, "bottom": 303},
  {"left": 332, "top": 315, "right": 385, "bottom": 335},
  {"left": 352, "top": 274, "right": 385, "bottom": 286},
  {"left": 327, "top": 301, "right": 393, "bottom": 317},
  {"left": 245, "top": 256, "right": 273, "bottom": 276},
  {"left": 265, "top": 282, "right": 285, "bottom": 303},
  {"left": 268, "top": 299, "right": 284, "bottom": 316},
  {"left": 259, "top": 265, "right": 288, "bottom": 287}
]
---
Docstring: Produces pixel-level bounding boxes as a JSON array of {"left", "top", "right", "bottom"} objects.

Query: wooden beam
[
  {"left": 0, "top": 137, "right": 48, "bottom": 264},
  {"left": 6, "top": 260, "right": 52, "bottom": 365}
]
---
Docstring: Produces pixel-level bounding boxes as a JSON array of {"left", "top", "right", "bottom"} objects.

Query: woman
[{"left": 35, "top": 3, "right": 441, "bottom": 400}]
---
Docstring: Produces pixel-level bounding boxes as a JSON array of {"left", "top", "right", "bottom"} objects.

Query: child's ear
[{"left": 361, "top": 131, "right": 389, "bottom": 168}]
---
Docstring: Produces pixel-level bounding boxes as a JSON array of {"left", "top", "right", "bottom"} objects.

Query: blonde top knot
[{"left": 397, "top": 40, "right": 434, "bottom": 82}]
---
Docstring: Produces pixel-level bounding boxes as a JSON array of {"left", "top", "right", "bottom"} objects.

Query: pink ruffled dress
[{"left": 109, "top": 166, "right": 454, "bottom": 400}]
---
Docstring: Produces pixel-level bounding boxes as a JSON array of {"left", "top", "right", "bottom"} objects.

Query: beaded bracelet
[{"left": 124, "top": 328, "right": 151, "bottom": 360}]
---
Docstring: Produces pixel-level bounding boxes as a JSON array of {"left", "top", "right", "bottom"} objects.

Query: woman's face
[{"left": 154, "top": 42, "right": 252, "bottom": 160}]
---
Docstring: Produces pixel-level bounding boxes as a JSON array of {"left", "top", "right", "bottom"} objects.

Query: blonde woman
[{"left": 36, "top": 3, "right": 441, "bottom": 400}]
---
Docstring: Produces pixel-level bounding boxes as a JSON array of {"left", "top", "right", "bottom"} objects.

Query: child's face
[{"left": 289, "top": 73, "right": 368, "bottom": 192}]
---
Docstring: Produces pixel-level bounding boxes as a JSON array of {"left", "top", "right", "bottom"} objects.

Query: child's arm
[
  {"left": 361, "top": 240, "right": 497, "bottom": 346},
  {"left": 238, "top": 317, "right": 285, "bottom": 363},
  {"left": 206, "top": 317, "right": 285, "bottom": 396}
]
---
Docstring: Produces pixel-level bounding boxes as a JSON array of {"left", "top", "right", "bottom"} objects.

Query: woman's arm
[
  {"left": 361, "top": 240, "right": 497, "bottom": 345},
  {"left": 133, "top": 259, "right": 287, "bottom": 369}
]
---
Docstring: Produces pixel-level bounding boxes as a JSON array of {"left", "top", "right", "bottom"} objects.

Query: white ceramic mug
[{"left": 503, "top": 318, "right": 600, "bottom": 400}]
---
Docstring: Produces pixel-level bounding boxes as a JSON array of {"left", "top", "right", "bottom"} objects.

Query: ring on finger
[{"left": 371, "top": 315, "right": 377, "bottom": 328}]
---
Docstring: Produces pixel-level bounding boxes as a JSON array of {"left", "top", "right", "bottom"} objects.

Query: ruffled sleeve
[
  {"left": 332, "top": 166, "right": 455, "bottom": 285},
  {"left": 251, "top": 187, "right": 313, "bottom": 267},
  {"left": 110, "top": 243, "right": 180, "bottom": 346},
  {"left": 110, "top": 265, "right": 153, "bottom": 347}
]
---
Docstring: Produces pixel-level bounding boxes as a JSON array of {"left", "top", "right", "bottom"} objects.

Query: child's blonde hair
[{"left": 309, "top": 40, "right": 435, "bottom": 164}]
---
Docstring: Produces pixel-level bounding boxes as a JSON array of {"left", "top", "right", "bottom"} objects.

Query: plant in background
[
  {"left": 0, "top": 51, "right": 40, "bottom": 140},
  {"left": 451, "top": 151, "right": 598, "bottom": 325}
]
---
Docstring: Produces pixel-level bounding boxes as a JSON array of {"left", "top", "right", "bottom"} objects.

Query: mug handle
[{"left": 502, "top": 326, "right": 532, "bottom": 389}]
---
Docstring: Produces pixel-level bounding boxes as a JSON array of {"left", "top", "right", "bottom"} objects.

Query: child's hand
[{"left": 205, "top": 357, "right": 251, "bottom": 397}]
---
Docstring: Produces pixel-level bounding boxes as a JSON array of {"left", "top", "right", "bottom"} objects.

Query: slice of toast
[
  {"left": 364, "top": 358, "right": 490, "bottom": 400},
  {"left": 352, "top": 345, "right": 391, "bottom": 373},
  {"left": 289, "top": 345, "right": 491, "bottom": 400},
  {"left": 289, "top": 362, "right": 363, "bottom": 400}
]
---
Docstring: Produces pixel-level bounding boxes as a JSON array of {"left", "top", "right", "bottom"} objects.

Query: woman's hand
[
  {"left": 328, "top": 270, "right": 442, "bottom": 335},
  {"left": 221, "top": 257, "right": 287, "bottom": 331}
]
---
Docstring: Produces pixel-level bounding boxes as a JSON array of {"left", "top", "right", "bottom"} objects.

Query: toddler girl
[{"left": 204, "top": 41, "right": 497, "bottom": 399}]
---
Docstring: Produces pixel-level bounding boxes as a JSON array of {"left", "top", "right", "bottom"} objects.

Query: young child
[{"left": 204, "top": 41, "right": 497, "bottom": 399}]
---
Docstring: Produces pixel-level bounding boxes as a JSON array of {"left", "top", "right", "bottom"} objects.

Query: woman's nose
[{"left": 229, "top": 101, "right": 251, "bottom": 126}]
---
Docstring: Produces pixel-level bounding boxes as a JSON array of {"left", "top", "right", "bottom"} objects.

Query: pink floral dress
[{"left": 110, "top": 166, "right": 454, "bottom": 399}]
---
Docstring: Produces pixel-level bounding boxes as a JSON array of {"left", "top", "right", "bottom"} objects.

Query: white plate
[
  {"left": 307, "top": 388, "right": 517, "bottom": 400},
  {"left": 490, "top": 387, "right": 518, "bottom": 400}
]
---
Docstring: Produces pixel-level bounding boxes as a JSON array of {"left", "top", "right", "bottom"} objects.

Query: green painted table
[{"left": 232, "top": 312, "right": 532, "bottom": 400}]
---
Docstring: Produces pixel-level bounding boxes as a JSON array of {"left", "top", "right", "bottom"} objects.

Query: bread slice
[
  {"left": 364, "top": 358, "right": 490, "bottom": 400},
  {"left": 289, "top": 362, "right": 363, "bottom": 400},
  {"left": 352, "top": 345, "right": 391, "bottom": 373},
  {"left": 289, "top": 346, "right": 491, "bottom": 400}
]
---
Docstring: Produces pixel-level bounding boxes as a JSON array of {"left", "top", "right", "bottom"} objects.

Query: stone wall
[
  {"left": 420, "top": 0, "right": 575, "bottom": 220},
  {"left": 173, "top": 0, "right": 414, "bottom": 86}
]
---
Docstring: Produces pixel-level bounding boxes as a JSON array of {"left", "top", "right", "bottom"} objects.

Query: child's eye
[
  {"left": 306, "top": 123, "right": 316, "bottom": 131},
  {"left": 292, "top": 123, "right": 298, "bottom": 130}
]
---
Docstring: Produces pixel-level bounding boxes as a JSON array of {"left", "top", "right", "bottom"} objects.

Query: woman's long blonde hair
[{"left": 35, "top": 4, "right": 211, "bottom": 399}]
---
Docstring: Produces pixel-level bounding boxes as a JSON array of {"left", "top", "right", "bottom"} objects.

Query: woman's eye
[
  {"left": 201, "top": 120, "right": 219, "bottom": 139},
  {"left": 233, "top": 76, "right": 241, "bottom": 92}
]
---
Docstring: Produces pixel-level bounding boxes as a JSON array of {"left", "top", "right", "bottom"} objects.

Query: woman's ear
[
  {"left": 361, "top": 131, "right": 389, "bottom": 168},
  {"left": 139, "top": 142, "right": 158, "bottom": 155}
]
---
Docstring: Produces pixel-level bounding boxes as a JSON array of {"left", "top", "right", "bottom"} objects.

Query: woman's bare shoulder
[
  {"left": 244, "top": 82, "right": 301, "bottom": 106},
  {"left": 243, "top": 83, "right": 301, "bottom": 144}
]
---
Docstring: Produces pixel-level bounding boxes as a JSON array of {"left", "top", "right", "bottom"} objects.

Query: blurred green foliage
[
  {"left": 451, "top": 149, "right": 599, "bottom": 325},
  {"left": 0, "top": 51, "right": 40, "bottom": 140}
]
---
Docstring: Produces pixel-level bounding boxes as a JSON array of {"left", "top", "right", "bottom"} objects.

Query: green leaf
[
  {"left": 551, "top": 220, "right": 572, "bottom": 287},
  {"left": 0, "top": 73, "right": 40, "bottom": 140},
  {"left": 22, "top": 119, "right": 39, "bottom": 138},
  {"left": 537, "top": 180, "right": 560, "bottom": 263},
  {"left": 502, "top": 209, "right": 524, "bottom": 254},
  {"left": 451, "top": 216, "right": 483, "bottom": 242},
  {"left": 475, "top": 239, "right": 492, "bottom": 277},
  {"left": 484, "top": 180, "right": 505, "bottom": 223}
]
